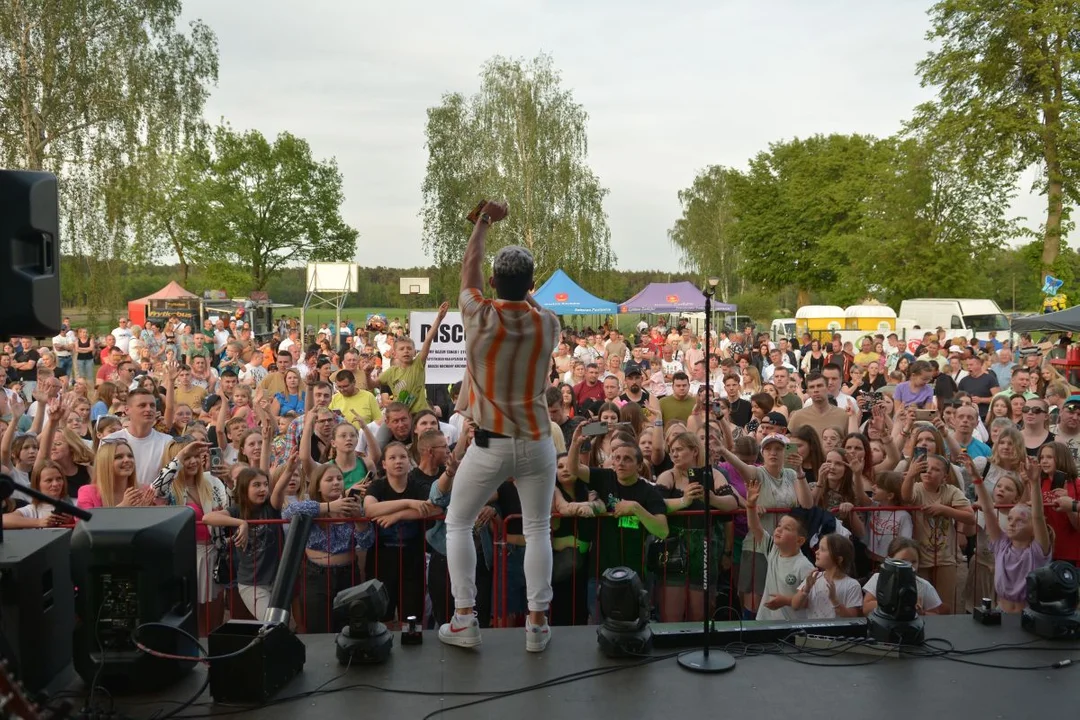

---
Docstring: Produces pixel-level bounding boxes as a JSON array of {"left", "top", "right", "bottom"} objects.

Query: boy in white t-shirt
[{"left": 746, "top": 476, "right": 814, "bottom": 621}]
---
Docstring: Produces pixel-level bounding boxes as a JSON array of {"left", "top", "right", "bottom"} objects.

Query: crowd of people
[{"left": 2, "top": 311, "right": 1077, "bottom": 632}]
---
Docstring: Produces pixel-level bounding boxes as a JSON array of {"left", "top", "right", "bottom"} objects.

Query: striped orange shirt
[{"left": 455, "top": 288, "right": 560, "bottom": 441}]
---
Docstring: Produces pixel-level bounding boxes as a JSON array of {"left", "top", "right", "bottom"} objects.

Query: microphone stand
[
  {"left": 0, "top": 474, "right": 92, "bottom": 544},
  {"left": 677, "top": 280, "right": 735, "bottom": 674}
]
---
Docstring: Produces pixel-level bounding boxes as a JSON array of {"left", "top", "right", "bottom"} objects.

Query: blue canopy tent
[{"left": 533, "top": 269, "right": 619, "bottom": 315}]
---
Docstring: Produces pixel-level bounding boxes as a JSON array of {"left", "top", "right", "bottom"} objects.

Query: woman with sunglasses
[{"left": 1019, "top": 397, "right": 1055, "bottom": 457}]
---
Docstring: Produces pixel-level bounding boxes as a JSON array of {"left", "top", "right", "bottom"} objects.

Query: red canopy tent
[{"left": 127, "top": 281, "right": 201, "bottom": 329}]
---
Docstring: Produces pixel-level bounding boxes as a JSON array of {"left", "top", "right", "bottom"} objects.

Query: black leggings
[
  {"left": 303, "top": 562, "right": 359, "bottom": 633},
  {"left": 367, "top": 543, "right": 425, "bottom": 622}
]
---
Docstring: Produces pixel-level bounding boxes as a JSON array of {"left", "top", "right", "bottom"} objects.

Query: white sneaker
[
  {"left": 439, "top": 612, "right": 482, "bottom": 648},
  {"left": 525, "top": 618, "right": 551, "bottom": 653}
]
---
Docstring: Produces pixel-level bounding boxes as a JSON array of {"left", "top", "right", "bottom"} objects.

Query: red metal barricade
[{"left": 185, "top": 501, "right": 1021, "bottom": 635}]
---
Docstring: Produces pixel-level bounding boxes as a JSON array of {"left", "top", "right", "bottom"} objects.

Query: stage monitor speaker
[
  {"left": 0, "top": 170, "right": 61, "bottom": 338},
  {"left": 71, "top": 507, "right": 198, "bottom": 694},
  {"left": 0, "top": 529, "right": 74, "bottom": 693}
]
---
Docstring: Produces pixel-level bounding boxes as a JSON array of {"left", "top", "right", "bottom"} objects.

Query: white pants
[
  {"left": 446, "top": 436, "right": 557, "bottom": 614},
  {"left": 237, "top": 583, "right": 272, "bottom": 620}
]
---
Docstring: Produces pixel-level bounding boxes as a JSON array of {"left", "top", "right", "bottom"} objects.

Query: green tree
[
  {"left": 668, "top": 165, "right": 744, "bottom": 302},
  {"left": 914, "top": 0, "right": 1080, "bottom": 276},
  {"left": 421, "top": 54, "right": 615, "bottom": 287},
  {"left": 180, "top": 125, "right": 359, "bottom": 292},
  {"left": 837, "top": 134, "right": 1017, "bottom": 306},
  {"left": 731, "top": 134, "right": 884, "bottom": 306},
  {"left": 0, "top": 0, "right": 218, "bottom": 310}
]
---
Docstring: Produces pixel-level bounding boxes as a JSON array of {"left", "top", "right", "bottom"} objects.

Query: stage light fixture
[
  {"left": 334, "top": 579, "right": 393, "bottom": 665},
  {"left": 867, "top": 559, "right": 924, "bottom": 645},
  {"left": 1022, "top": 561, "right": 1080, "bottom": 640},
  {"left": 597, "top": 567, "right": 653, "bottom": 657}
]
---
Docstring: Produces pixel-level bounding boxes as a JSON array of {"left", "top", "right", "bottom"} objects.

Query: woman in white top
[{"left": 2, "top": 461, "right": 73, "bottom": 529}]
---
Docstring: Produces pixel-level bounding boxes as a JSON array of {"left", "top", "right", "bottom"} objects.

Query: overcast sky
[{"left": 181, "top": 0, "right": 1061, "bottom": 273}]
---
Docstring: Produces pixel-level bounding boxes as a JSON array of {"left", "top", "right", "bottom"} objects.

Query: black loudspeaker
[
  {"left": 207, "top": 513, "right": 311, "bottom": 703},
  {"left": 0, "top": 170, "right": 61, "bottom": 338},
  {"left": 0, "top": 529, "right": 74, "bottom": 693},
  {"left": 71, "top": 507, "right": 198, "bottom": 694},
  {"left": 208, "top": 621, "right": 306, "bottom": 703}
]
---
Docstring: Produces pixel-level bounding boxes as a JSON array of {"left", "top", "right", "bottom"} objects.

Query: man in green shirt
[
  {"left": 659, "top": 372, "right": 696, "bottom": 428},
  {"left": 378, "top": 302, "right": 449, "bottom": 413}
]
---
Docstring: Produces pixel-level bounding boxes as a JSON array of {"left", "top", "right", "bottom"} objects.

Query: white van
[
  {"left": 771, "top": 317, "right": 796, "bottom": 341},
  {"left": 897, "top": 299, "right": 1010, "bottom": 342}
]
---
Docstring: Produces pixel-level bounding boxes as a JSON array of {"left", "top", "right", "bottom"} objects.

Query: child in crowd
[
  {"left": 973, "top": 458, "right": 1051, "bottom": 613},
  {"left": 968, "top": 471, "right": 1024, "bottom": 609},
  {"left": 791, "top": 533, "right": 862, "bottom": 618},
  {"left": 204, "top": 461, "right": 291, "bottom": 619},
  {"left": 282, "top": 462, "right": 372, "bottom": 633},
  {"left": 1036, "top": 442, "right": 1080, "bottom": 566},
  {"left": 814, "top": 449, "right": 866, "bottom": 539},
  {"left": 646, "top": 357, "right": 667, "bottom": 397},
  {"left": 377, "top": 302, "right": 447, "bottom": 413},
  {"left": 745, "top": 475, "right": 814, "bottom": 621},
  {"left": 901, "top": 453, "right": 975, "bottom": 614},
  {"left": 864, "top": 471, "right": 912, "bottom": 562},
  {"left": 863, "top": 536, "right": 943, "bottom": 616}
]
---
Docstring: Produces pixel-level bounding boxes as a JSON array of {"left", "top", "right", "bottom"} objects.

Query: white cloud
[{"left": 181, "top": 0, "right": 1064, "bottom": 272}]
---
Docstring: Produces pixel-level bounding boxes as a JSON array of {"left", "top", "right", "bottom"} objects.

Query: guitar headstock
[{"left": 0, "top": 658, "right": 41, "bottom": 720}]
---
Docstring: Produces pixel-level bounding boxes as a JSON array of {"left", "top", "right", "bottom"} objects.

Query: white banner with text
[{"left": 410, "top": 311, "right": 467, "bottom": 385}]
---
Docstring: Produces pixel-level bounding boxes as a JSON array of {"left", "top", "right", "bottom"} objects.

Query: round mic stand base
[{"left": 677, "top": 647, "right": 736, "bottom": 673}]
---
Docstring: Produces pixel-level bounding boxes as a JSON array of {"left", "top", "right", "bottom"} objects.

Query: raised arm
[
  {"left": 299, "top": 410, "right": 317, "bottom": 478},
  {"left": 259, "top": 408, "right": 273, "bottom": 472},
  {"left": 717, "top": 443, "right": 757, "bottom": 489},
  {"left": 215, "top": 392, "right": 229, "bottom": 450},
  {"left": 972, "top": 467, "right": 1002, "bottom": 543},
  {"left": 1027, "top": 460, "right": 1051, "bottom": 554},
  {"left": 360, "top": 421, "right": 381, "bottom": 467},
  {"left": 163, "top": 360, "right": 178, "bottom": 431},
  {"left": 33, "top": 396, "right": 65, "bottom": 478},
  {"left": 461, "top": 201, "right": 508, "bottom": 292},
  {"left": 416, "top": 302, "right": 449, "bottom": 365},
  {"left": 269, "top": 449, "right": 296, "bottom": 511},
  {"left": 745, "top": 475, "right": 764, "bottom": 544},
  {"left": 565, "top": 423, "right": 591, "bottom": 482},
  {"left": 1, "top": 395, "right": 24, "bottom": 468},
  {"left": 902, "top": 453, "right": 928, "bottom": 505}
]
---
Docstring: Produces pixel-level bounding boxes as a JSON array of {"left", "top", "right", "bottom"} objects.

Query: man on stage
[{"left": 439, "top": 200, "right": 561, "bottom": 653}]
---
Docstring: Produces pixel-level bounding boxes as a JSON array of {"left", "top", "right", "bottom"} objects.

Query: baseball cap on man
[
  {"left": 1064, "top": 395, "right": 1080, "bottom": 410},
  {"left": 625, "top": 367, "right": 643, "bottom": 378},
  {"left": 763, "top": 412, "right": 788, "bottom": 429}
]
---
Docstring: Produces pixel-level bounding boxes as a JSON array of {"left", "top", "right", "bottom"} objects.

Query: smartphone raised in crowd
[
  {"left": 913, "top": 446, "right": 927, "bottom": 462},
  {"left": 581, "top": 421, "right": 610, "bottom": 437}
]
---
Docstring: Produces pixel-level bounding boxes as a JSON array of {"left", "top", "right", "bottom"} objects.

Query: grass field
[{"left": 67, "top": 304, "right": 638, "bottom": 336}]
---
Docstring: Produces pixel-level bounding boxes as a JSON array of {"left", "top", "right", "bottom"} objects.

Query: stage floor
[{"left": 104, "top": 616, "right": 1077, "bottom": 719}]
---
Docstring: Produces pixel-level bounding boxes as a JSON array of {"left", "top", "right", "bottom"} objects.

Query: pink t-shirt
[{"left": 77, "top": 484, "right": 105, "bottom": 509}]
